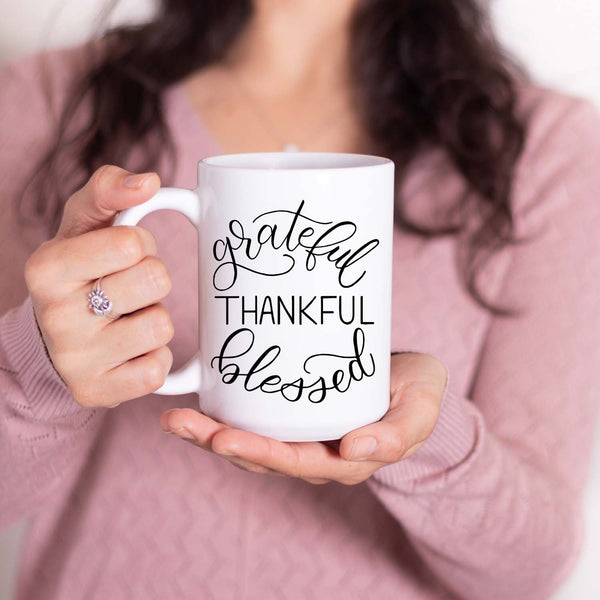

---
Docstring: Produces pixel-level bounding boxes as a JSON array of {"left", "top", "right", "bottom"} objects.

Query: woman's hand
[
  {"left": 160, "top": 352, "right": 447, "bottom": 485},
  {"left": 25, "top": 165, "right": 175, "bottom": 408}
]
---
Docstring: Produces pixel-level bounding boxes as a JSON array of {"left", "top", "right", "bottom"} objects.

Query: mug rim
[{"left": 200, "top": 151, "right": 392, "bottom": 171}]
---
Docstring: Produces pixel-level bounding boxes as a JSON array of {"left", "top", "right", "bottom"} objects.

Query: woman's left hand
[{"left": 160, "top": 352, "right": 447, "bottom": 485}]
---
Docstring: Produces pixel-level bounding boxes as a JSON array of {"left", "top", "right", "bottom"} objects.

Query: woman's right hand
[{"left": 24, "top": 165, "right": 175, "bottom": 409}]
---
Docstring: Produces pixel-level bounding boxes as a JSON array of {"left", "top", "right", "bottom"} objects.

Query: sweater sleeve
[
  {"left": 0, "top": 54, "right": 106, "bottom": 530},
  {"left": 366, "top": 96, "right": 600, "bottom": 600}
]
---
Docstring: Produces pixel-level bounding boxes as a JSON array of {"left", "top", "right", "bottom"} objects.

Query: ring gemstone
[{"left": 88, "top": 287, "right": 112, "bottom": 317}]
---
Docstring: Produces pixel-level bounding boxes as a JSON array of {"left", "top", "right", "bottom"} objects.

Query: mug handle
[{"left": 113, "top": 187, "right": 202, "bottom": 396}]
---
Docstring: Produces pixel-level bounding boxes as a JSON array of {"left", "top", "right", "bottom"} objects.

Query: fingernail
[
  {"left": 123, "top": 173, "right": 148, "bottom": 189},
  {"left": 159, "top": 410, "right": 177, "bottom": 432},
  {"left": 349, "top": 436, "right": 378, "bottom": 461},
  {"left": 172, "top": 427, "right": 196, "bottom": 441}
]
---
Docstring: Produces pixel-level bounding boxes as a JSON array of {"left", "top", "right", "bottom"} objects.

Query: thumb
[
  {"left": 338, "top": 399, "right": 438, "bottom": 463},
  {"left": 338, "top": 353, "right": 447, "bottom": 462},
  {"left": 57, "top": 165, "right": 161, "bottom": 239}
]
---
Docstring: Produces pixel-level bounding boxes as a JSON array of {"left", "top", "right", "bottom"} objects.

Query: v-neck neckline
[{"left": 167, "top": 81, "right": 225, "bottom": 157}]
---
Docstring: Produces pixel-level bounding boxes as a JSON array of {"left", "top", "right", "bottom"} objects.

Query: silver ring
[{"left": 88, "top": 276, "right": 117, "bottom": 319}]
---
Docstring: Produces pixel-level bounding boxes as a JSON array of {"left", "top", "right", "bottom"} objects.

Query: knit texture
[{"left": 1, "top": 48, "right": 600, "bottom": 600}]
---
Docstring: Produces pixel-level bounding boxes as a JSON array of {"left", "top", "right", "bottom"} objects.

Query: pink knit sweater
[{"left": 1, "top": 48, "right": 600, "bottom": 600}]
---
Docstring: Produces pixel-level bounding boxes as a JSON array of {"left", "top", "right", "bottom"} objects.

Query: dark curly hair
[{"left": 24, "top": 0, "right": 527, "bottom": 315}]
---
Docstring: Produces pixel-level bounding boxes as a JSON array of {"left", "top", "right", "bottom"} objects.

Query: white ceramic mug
[{"left": 114, "top": 152, "right": 394, "bottom": 441}]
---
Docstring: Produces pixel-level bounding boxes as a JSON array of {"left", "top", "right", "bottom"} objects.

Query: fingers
[
  {"left": 98, "top": 303, "right": 175, "bottom": 367},
  {"left": 89, "top": 255, "right": 172, "bottom": 317},
  {"left": 338, "top": 395, "right": 439, "bottom": 463},
  {"left": 57, "top": 165, "right": 160, "bottom": 239},
  {"left": 48, "top": 301, "right": 175, "bottom": 405},
  {"left": 160, "top": 409, "right": 353, "bottom": 482},
  {"left": 224, "top": 457, "right": 291, "bottom": 478},
  {"left": 25, "top": 226, "right": 159, "bottom": 299},
  {"left": 160, "top": 410, "right": 287, "bottom": 477},
  {"left": 84, "top": 346, "right": 174, "bottom": 407},
  {"left": 209, "top": 428, "right": 373, "bottom": 485},
  {"left": 160, "top": 408, "right": 231, "bottom": 450}
]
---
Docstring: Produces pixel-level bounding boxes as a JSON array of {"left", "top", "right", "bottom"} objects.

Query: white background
[{"left": 0, "top": 1, "right": 599, "bottom": 599}]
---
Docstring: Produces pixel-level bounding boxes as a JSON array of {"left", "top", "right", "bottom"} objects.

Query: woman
[{"left": 1, "top": 1, "right": 599, "bottom": 598}]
